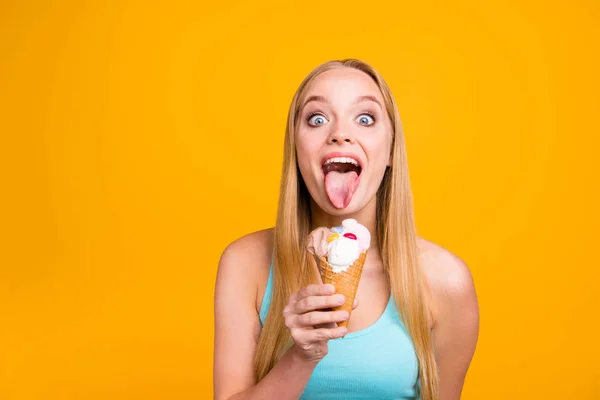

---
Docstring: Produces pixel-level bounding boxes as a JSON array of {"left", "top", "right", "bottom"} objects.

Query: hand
[{"left": 283, "top": 283, "right": 359, "bottom": 364}]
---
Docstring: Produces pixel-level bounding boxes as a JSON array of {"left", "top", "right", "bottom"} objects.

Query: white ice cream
[{"left": 327, "top": 236, "right": 360, "bottom": 273}]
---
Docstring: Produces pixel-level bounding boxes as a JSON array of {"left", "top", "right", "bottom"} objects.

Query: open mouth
[
  {"left": 322, "top": 156, "right": 363, "bottom": 209},
  {"left": 322, "top": 157, "right": 362, "bottom": 176}
]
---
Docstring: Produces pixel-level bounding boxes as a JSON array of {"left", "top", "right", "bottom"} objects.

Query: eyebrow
[{"left": 302, "top": 94, "right": 383, "bottom": 110}]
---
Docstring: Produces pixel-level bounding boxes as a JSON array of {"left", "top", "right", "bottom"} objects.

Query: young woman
[{"left": 214, "top": 59, "right": 479, "bottom": 400}]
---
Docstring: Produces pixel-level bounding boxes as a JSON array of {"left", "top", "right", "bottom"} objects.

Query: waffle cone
[{"left": 316, "top": 251, "right": 367, "bottom": 328}]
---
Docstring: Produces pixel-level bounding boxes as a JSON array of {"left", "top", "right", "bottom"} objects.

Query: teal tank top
[{"left": 259, "top": 262, "right": 421, "bottom": 399}]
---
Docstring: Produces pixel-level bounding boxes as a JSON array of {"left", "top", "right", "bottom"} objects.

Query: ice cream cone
[{"left": 316, "top": 250, "right": 368, "bottom": 329}]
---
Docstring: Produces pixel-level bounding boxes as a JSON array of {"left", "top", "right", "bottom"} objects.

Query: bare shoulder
[
  {"left": 417, "top": 237, "right": 474, "bottom": 294},
  {"left": 220, "top": 228, "right": 274, "bottom": 267},
  {"left": 213, "top": 229, "right": 274, "bottom": 398},
  {"left": 416, "top": 237, "right": 478, "bottom": 326},
  {"left": 416, "top": 237, "right": 480, "bottom": 394},
  {"left": 216, "top": 228, "right": 274, "bottom": 312}
]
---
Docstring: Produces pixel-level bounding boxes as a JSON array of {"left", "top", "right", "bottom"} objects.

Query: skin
[{"left": 214, "top": 68, "right": 479, "bottom": 400}]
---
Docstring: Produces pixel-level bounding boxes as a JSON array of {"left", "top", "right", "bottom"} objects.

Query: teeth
[{"left": 324, "top": 157, "right": 360, "bottom": 167}]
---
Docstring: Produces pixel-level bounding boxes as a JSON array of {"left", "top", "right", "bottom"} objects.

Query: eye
[
  {"left": 356, "top": 113, "right": 375, "bottom": 126},
  {"left": 307, "top": 113, "right": 328, "bottom": 126}
]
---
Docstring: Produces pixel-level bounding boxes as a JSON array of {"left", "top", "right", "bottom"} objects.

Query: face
[{"left": 295, "top": 67, "right": 393, "bottom": 214}]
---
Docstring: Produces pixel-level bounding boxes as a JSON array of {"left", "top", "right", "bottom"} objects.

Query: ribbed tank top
[{"left": 259, "top": 261, "right": 421, "bottom": 399}]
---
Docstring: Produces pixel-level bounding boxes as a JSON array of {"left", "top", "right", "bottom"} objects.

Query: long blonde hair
[{"left": 254, "top": 59, "right": 439, "bottom": 399}]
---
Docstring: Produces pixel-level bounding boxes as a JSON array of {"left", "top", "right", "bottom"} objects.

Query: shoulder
[
  {"left": 416, "top": 237, "right": 479, "bottom": 392},
  {"left": 216, "top": 228, "right": 274, "bottom": 312},
  {"left": 220, "top": 228, "right": 274, "bottom": 264},
  {"left": 213, "top": 229, "right": 275, "bottom": 397},
  {"left": 417, "top": 237, "right": 475, "bottom": 296},
  {"left": 218, "top": 227, "right": 274, "bottom": 282},
  {"left": 416, "top": 237, "right": 478, "bottom": 327}
]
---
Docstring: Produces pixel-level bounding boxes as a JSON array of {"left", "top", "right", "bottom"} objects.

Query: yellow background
[{"left": 1, "top": 0, "right": 598, "bottom": 398}]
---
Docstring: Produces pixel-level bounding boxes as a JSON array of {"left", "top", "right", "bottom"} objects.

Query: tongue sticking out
[{"left": 325, "top": 171, "right": 359, "bottom": 209}]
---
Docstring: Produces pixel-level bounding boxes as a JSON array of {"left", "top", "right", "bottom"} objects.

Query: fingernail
[
  {"left": 341, "top": 311, "right": 350, "bottom": 319},
  {"left": 326, "top": 284, "right": 335, "bottom": 294}
]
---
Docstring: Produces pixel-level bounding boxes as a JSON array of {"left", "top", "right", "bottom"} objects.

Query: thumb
[{"left": 352, "top": 297, "right": 359, "bottom": 310}]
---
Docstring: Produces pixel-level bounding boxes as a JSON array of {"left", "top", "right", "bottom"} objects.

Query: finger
[
  {"left": 314, "top": 321, "right": 337, "bottom": 329},
  {"left": 287, "top": 292, "right": 299, "bottom": 305},
  {"left": 295, "top": 310, "right": 349, "bottom": 328},
  {"left": 304, "top": 326, "right": 348, "bottom": 342},
  {"left": 293, "top": 325, "right": 347, "bottom": 345},
  {"left": 296, "top": 283, "right": 336, "bottom": 301},
  {"left": 294, "top": 294, "right": 345, "bottom": 314},
  {"left": 352, "top": 297, "right": 359, "bottom": 310}
]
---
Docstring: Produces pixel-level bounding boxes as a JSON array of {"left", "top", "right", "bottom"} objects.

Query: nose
[{"left": 327, "top": 121, "right": 355, "bottom": 145}]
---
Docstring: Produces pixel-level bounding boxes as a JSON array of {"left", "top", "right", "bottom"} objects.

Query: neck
[{"left": 309, "top": 195, "right": 379, "bottom": 251}]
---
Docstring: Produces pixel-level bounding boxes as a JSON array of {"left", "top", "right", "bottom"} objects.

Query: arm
[
  {"left": 226, "top": 346, "right": 318, "bottom": 400},
  {"left": 213, "top": 234, "right": 348, "bottom": 400},
  {"left": 431, "top": 254, "right": 480, "bottom": 400}
]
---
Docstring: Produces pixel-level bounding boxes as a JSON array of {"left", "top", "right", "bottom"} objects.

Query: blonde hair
[{"left": 254, "top": 59, "right": 439, "bottom": 399}]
